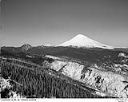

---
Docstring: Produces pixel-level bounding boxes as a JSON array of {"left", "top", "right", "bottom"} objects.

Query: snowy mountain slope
[
  {"left": 49, "top": 58, "right": 128, "bottom": 98},
  {"left": 58, "top": 34, "right": 113, "bottom": 49}
]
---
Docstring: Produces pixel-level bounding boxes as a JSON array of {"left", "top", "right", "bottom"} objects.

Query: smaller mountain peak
[{"left": 21, "top": 44, "right": 32, "bottom": 51}]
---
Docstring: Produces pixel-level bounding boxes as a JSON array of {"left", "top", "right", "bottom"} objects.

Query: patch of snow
[
  {"left": 46, "top": 55, "right": 61, "bottom": 60},
  {"left": 96, "top": 91, "right": 106, "bottom": 97},
  {"left": 118, "top": 53, "right": 126, "bottom": 57},
  {"left": 1, "top": 77, "right": 25, "bottom": 98},
  {"left": 118, "top": 52, "right": 128, "bottom": 58},
  {"left": 50, "top": 60, "right": 67, "bottom": 71},
  {"left": 62, "top": 62, "right": 84, "bottom": 80},
  {"left": 9, "top": 91, "right": 25, "bottom": 98},
  {"left": 0, "top": 78, "right": 12, "bottom": 92}
]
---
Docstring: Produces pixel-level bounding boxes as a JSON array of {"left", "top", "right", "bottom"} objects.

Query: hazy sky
[{"left": 1, "top": 0, "right": 128, "bottom": 47}]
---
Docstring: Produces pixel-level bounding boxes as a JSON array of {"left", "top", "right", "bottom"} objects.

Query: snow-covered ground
[
  {"left": 0, "top": 77, "right": 25, "bottom": 98},
  {"left": 61, "top": 62, "right": 84, "bottom": 80},
  {"left": 45, "top": 55, "right": 61, "bottom": 60},
  {"left": 50, "top": 60, "right": 67, "bottom": 71},
  {"left": 118, "top": 52, "right": 128, "bottom": 58},
  {"left": 0, "top": 78, "right": 12, "bottom": 92},
  {"left": 50, "top": 59, "right": 128, "bottom": 98}
]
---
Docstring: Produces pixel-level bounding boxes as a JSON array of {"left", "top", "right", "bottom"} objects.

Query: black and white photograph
[{"left": 0, "top": 0, "right": 128, "bottom": 101}]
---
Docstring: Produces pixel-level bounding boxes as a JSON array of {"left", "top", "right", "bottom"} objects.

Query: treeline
[
  {"left": 1, "top": 46, "right": 128, "bottom": 66},
  {"left": 1, "top": 47, "right": 54, "bottom": 65},
  {"left": 1, "top": 61, "right": 99, "bottom": 98},
  {"left": 28, "top": 46, "right": 127, "bottom": 65}
]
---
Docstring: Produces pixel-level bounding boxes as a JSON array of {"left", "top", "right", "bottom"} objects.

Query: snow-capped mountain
[{"left": 58, "top": 34, "right": 113, "bottom": 49}]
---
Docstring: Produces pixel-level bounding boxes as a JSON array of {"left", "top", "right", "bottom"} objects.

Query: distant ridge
[
  {"left": 40, "top": 43, "right": 53, "bottom": 47},
  {"left": 57, "top": 34, "right": 113, "bottom": 49}
]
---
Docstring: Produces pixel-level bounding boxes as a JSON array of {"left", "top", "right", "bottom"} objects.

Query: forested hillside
[{"left": 1, "top": 57, "right": 102, "bottom": 98}]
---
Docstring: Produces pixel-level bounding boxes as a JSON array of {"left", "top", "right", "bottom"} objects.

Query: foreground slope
[{"left": 1, "top": 56, "right": 103, "bottom": 98}]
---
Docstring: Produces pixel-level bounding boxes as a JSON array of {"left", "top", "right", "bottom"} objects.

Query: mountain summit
[
  {"left": 20, "top": 44, "right": 32, "bottom": 51},
  {"left": 58, "top": 34, "right": 113, "bottom": 49}
]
